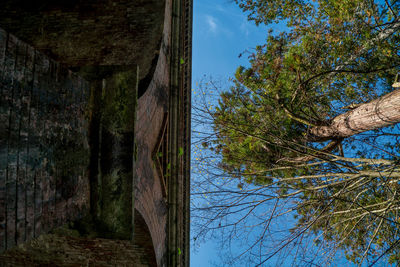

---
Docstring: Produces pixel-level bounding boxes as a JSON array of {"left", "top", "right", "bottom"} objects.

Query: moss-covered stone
[
  {"left": 99, "top": 168, "right": 133, "bottom": 239},
  {"left": 0, "top": 232, "right": 154, "bottom": 266},
  {"left": 102, "top": 70, "right": 137, "bottom": 135},
  {"left": 85, "top": 68, "right": 137, "bottom": 240}
]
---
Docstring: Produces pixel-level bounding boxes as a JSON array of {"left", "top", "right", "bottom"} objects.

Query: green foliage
[
  {"left": 212, "top": 0, "right": 400, "bottom": 178},
  {"left": 206, "top": 0, "right": 400, "bottom": 265}
]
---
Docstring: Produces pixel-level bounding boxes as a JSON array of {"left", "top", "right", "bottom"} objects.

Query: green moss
[
  {"left": 50, "top": 224, "right": 82, "bottom": 238},
  {"left": 82, "top": 69, "right": 138, "bottom": 239},
  {"left": 100, "top": 168, "right": 133, "bottom": 239},
  {"left": 68, "top": 214, "right": 100, "bottom": 238},
  {"left": 102, "top": 70, "right": 137, "bottom": 135}
]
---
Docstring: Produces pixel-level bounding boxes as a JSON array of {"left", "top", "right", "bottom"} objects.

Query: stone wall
[
  {"left": 0, "top": 6, "right": 169, "bottom": 263},
  {"left": 134, "top": 0, "right": 192, "bottom": 265},
  {"left": 0, "top": 234, "right": 152, "bottom": 267},
  {"left": 134, "top": 0, "right": 174, "bottom": 265},
  {"left": 0, "top": 0, "right": 165, "bottom": 85},
  {"left": 0, "top": 209, "right": 157, "bottom": 266},
  {"left": 0, "top": 0, "right": 192, "bottom": 265},
  {"left": 0, "top": 28, "right": 90, "bottom": 252}
]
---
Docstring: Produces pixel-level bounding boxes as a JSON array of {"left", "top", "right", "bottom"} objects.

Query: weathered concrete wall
[{"left": 0, "top": 28, "right": 90, "bottom": 252}]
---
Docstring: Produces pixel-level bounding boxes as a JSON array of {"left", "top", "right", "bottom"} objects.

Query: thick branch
[
  {"left": 310, "top": 88, "right": 400, "bottom": 139},
  {"left": 280, "top": 138, "right": 342, "bottom": 163}
]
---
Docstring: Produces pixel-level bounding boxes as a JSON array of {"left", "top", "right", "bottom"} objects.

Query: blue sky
[
  {"left": 191, "top": 1, "right": 269, "bottom": 266},
  {"left": 192, "top": 0, "right": 270, "bottom": 79},
  {"left": 189, "top": 1, "right": 399, "bottom": 266}
]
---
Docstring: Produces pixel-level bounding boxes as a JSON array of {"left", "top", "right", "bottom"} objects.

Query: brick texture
[
  {"left": 0, "top": 28, "right": 90, "bottom": 253},
  {"left": 134, "top": 1, "right": 173, "bottom": 265},
  {"left": 0, "top": 234, "right": 153, "bottom": 267},
  {"left": 0, "top": 0, "right": 192, "bottom": 265},
  {"left": 0, "top": 0, "right": 165, "bottom": 83}
]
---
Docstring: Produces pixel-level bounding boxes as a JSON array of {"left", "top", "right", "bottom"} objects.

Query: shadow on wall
[{"left": 134, "top": 209, "right": 158, "bottom": 267}]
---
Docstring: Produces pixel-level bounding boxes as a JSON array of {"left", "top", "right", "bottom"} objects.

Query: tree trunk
[{"left": 310, "top": 89, "right": 400, "bottom": 139}]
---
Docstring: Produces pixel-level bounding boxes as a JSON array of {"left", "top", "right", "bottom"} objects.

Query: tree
[{"left": 192, "top": 0, "right": 400, "bottom": 265}]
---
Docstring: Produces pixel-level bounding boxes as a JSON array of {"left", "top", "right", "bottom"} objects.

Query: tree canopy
[{"left": 192, "top": 0, "right": 400, "bottom": 265}]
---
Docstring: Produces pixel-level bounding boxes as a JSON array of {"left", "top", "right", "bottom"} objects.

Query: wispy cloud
[
  {"left": 205, "top": 15, "right": 218, "bottom": 33},
  {"left": 240, "top": 19, "right": 250, "bottom": 37}
]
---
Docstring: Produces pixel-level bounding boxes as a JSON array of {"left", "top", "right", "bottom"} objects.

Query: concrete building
[{"left": 0, "top": 0, "right": 191, "bottom": 266}]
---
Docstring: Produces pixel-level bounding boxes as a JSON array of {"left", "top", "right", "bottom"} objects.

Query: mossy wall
[
  {"left": 0, "top": 232, "right": 154, "bottom": 266},
  {"left": 0, "top": 28, "right": 90, "bottom": 252},
  {"left": 0, "top": 0, "right": 193, "bottom": 265},
  {"left": 0, "top": 26, "right": 140, "bottom": 252},
  {"left": 91, "top": 69, "right": 138, "bottom": 239}
]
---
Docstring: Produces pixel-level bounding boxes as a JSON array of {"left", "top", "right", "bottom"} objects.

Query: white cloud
[{"left": 205, "top": 15, "right": 218, "bottom": 33}]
